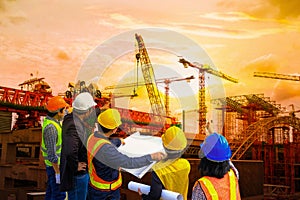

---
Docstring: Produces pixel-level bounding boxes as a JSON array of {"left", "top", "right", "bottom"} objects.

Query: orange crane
[
  {"left": 105, "top": 75, "right": 195, "bottom": 116},
  {"left": 135, "top": 33, "right": 165, "bottom": 126},
  {"left": 253, "top": 72, "right": 300, "bottom": 81},
  {"left": 178, "top": 58, "right": 238, "bottom": 135}
]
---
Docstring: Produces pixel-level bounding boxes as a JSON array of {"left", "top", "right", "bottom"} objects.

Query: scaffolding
[{"left": 212, "top": 94, "right": 300, "bottom": 198}]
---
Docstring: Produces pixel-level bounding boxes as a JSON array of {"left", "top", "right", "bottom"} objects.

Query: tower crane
[
  {"left": 135, "top": 33, "right": 165, "bottom": 125},
  {"left": 178, "top": 58, "right": 238, "bottom": 135},
  {"left": 253, "top": 72, "right": 300, "bottom": 81},
  {"left": 105, "top": 75, "right": 195, "bottom": 116},
  {"left": 163, "top": 76, "right": 194, "bottom": 116}
]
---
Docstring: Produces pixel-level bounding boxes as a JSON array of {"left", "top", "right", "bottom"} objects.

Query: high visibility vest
[
  {"left": 41, "top": 118, "right": 62, "bottom": 166},
  {"left": 196, "top": 169, "right": 241, "bottom": 200},
  {"left": 87, "top": 135, "right": 122, "bottom": 191},
  {"left": 153, "top": 158, "right": 190, "bottom": 200}
]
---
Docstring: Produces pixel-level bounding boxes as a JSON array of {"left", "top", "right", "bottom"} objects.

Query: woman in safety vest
[
  {"left": 139, "top": 126, "right": 191, "bottom": 200},
  {"left": 192, "top": 133, "right": 241, "bottom": 200},
  {"left": 42, "top": 96, "right": 69, "bottom": 200},
  {"left": 87, "top": 108, "right": 165, "bottom": 200}
]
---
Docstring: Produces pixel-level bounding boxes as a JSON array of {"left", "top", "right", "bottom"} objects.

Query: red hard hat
[{"left": 46, "top": 96, "right": 69, "bottom": 113}]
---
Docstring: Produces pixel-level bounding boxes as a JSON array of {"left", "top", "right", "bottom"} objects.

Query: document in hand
[
  {"left": 118, "top": 132, "right": 165, "bottom": 178},
  {"left": 128, "top": 181, "right": 183, "bottom": 200}
]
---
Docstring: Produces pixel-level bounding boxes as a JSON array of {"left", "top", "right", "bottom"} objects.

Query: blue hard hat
[{"left": 200, "top": 133, "right": 231, "bottom": 162}]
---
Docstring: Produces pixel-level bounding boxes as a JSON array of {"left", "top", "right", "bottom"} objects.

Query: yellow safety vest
[
  {"left": 41, "top": 118, "right": 62, "bottom": 166},
  {"left": 153, "top": 158, "right": 190, "bottom": 200},
  {"left": 87, "top": 135, "right": 122, "bottom": 191},
  {"left": 197, "top": 169, "right": 241, "bottom": 200}
]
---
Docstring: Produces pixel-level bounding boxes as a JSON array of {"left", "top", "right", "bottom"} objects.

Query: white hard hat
[{"left": 72, "top": 92, "right": 97, "bottom": 112}]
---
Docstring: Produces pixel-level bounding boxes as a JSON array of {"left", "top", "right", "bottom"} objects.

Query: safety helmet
[
  {"left": 162, "top": 126, "right": 187, "bottom": 151},
  {"left": 98, "top": 108, "right": 122, "bottom": 130},
  {"left": 200, "top": 133, "right": 231, "bottom": 162},
  {"left": 72, "top": 92, "right": 97, "bottom": 112},
  {"left": 46, "top": 96, "right": 69, "bottom": 113}
]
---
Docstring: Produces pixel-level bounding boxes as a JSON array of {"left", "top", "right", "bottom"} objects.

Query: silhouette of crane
[
  {"left": 105, "top": 75, "right": 195, "bottom": 116},
  {"left": 178, "top": 57, "right": 238, "bottom": 135}
]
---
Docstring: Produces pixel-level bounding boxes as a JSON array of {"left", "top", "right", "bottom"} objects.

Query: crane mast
[
  {"left": 179, "top": 58, "right": 238, "bottom": 135},
  {"left": 135, "top": 33, "right": 165, "bottom": 125}
]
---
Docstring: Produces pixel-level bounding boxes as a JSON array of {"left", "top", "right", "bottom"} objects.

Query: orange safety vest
[
  {"left": 87, "top": 135, "right": 122, "bottom": 191},
  {"left": 196, "top": 169, "right": 241, "bottom": 200}
]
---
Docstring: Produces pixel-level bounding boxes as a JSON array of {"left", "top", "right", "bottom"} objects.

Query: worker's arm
[
  {"left": 43, "top": 124, "right": 59, "bottom": 172},
  {"left": 229, "top": 161, "right": 239, "bottom": 179},
  {"left": 191, "top": 181, "right": 207, "bottom": 200},
  {"left": 96, "top": 143, "right": 159, "bottom": 170},
  {"left": 141, "top": 171, "right": 163, "bottom": 200}
]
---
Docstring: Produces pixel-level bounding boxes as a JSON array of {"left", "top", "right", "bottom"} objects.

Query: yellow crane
[
  {"left": 178, "top": 58, "right": 238, "bottom": 135},
  {"left": 253, "top": 72, "right": 300, "bottom": 81},
  {"left": 105, "top": 75, "right": 195, "bottom": 116},
  {"left": 135, "top": 33, "right": 165, "bottom": 126},
  {"left": 254, "top": 72, "right": 300, "bottom": 117}
]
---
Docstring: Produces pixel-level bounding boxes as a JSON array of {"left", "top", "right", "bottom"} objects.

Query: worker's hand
[
  {"left": 120, "top": 138, "right": 125, "bottom": 145},
  {"left": 78, "top": 162, "right": 87, "bottom": 171},
  {"left": 138, "top": 188, "right": 143, "bottom": 196},
  {"left": 150, "top": 152, "right": 166, "bottom": 161},
  {"left": 55, "top": 173, "right": 60, "bottom": 184}
]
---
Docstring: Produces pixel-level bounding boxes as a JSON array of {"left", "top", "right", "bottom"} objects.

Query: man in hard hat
[
  {"left": 87, "top": 108, "right": 166, "bottom": 200},
  {"left": 139, "top": 126, "right": 191, "bottom": 200},
  {"left": 42, "top": 96, "right": 68, "bottom": 200},
  {"left": 192, "top": 133, "right": 241, "bottom": 200},
  {"left": 60, "top": 92, "right": 99, "bottom": 200}
]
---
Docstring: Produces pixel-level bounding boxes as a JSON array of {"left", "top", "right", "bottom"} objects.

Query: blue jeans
[
  {"left": 45, "top": 166, "right": 66, "bottom": 200},
  {"left": 88, "top": 185, "right": 120, "bottom": 200},
  {"left": 67, "top": 173, "right": 89, "bottom": 200}
]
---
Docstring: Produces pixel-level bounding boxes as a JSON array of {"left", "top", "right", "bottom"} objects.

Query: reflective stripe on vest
[
  {"left": 41, "top": 118, "right": 63, "bottom": 166},
  {"left": 87, "top": 135, "right": 122, "bottom": 190},
  {"left": 201, "top": 177, "right": 219, "bottom": 200},
  {"left": 199, "top": 169, "right": 238, "bottom": 200}
]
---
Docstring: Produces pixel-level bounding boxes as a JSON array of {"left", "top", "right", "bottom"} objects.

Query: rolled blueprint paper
[{"left": 128, "top": 181, "right": 183, "bottom": 200}]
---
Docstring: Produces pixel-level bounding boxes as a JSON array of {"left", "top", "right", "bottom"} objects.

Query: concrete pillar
[
  {"left": 1, "top": 143, "right": 7, "bottom": 164},
  {"left": 6, "top": 143, "right": 16, "bottom": 164}
]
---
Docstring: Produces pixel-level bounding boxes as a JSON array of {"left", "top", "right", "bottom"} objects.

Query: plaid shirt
[{"left": 43, "top": 116, "right": 60, "bottom": 163}]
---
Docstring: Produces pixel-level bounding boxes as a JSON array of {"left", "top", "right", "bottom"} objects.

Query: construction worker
[
  {"left": 60, "top": 92, "right": 99, "bottom": 200},
  {"left": 192, "top": 133, "right": 241, "bottom": 200},
  {"left": 87, "top": 108, "right": 166, "bottom": 200},
  {"left": 41, "top": 96, "right": 68, "bottom": 200},
  {"left": 139, "top": 126, "right": 191, "bottom": 200}
]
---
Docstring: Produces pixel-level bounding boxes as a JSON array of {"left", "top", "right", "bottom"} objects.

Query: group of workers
[{"left": 41, "top": 92, "right": 241, "bottom": 200}]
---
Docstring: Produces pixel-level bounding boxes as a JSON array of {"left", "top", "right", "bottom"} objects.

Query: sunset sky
[{"left": 1, "top": 0, "right": 300, "bottom": 126}]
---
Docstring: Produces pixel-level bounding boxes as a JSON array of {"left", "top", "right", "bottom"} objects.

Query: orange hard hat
[{"left": 46, "top": 96, "right": 69, "bottom": 113}]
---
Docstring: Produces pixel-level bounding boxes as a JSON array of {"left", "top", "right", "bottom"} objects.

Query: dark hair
[
  {"left": 47, "top": 111, "right": 57, "bottom": 118},
  {"left": 198, "top": 157, "right": 230, "bottom": 178},
  {"left": 47, "top": 107, "right": 65, "bottom": 118},
  {"left": 98, "top": 123, "right": 112, "bottom": 134}
]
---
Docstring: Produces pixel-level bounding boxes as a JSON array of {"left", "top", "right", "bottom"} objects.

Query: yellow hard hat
[
  {"left": 98, "top": 108, "right": 122, "bottom": 130},
  {"left": 162, "top": 126, "right": 187, "bottom": 151}
]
